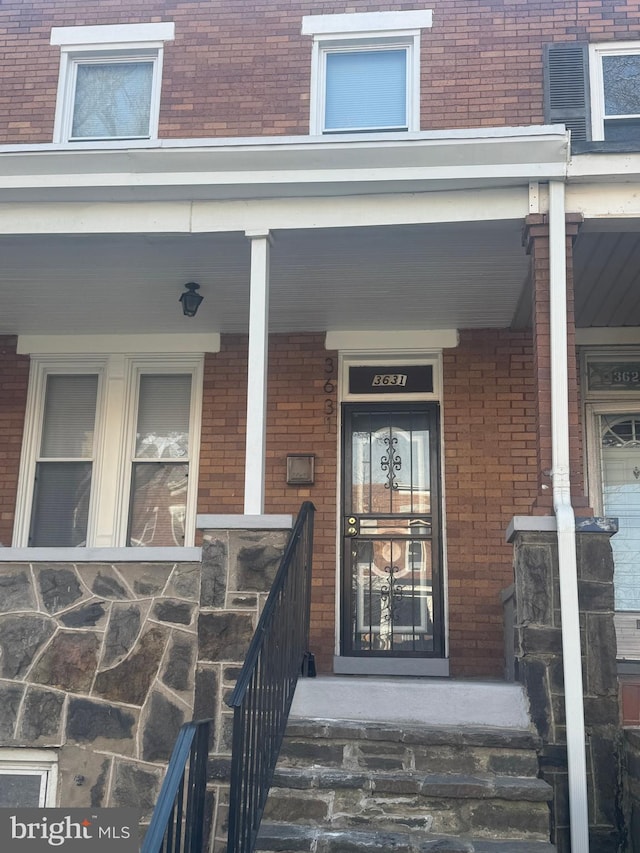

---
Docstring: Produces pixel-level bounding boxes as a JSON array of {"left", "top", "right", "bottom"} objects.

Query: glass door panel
[{"left": 342, "top": 404, "right": 442, "bottom": 657}]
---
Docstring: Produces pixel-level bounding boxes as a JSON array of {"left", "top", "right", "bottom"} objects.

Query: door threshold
[{"left": 333, "top": 656, "right": 449, "bottom": 677}]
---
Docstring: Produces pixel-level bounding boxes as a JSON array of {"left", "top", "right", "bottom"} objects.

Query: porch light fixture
[{"left": 179, "top": 282, "right": 204, "bottom": 317}]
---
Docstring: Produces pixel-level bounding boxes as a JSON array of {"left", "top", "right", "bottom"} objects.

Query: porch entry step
[
  {"left": 256, "top": 823, "right": 557, "bottom": 852},
  {"left": 261, "top": 717, "right": 553, "bottom": 846},
  {"left": 289, "top": 677, "right": 532, "bottom": 730}
]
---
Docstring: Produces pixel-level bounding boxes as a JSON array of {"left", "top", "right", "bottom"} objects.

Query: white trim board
[
  {"left": 17, "top": 334, "right": 221, "bottom": 355},
  {"left": 51, "top": 23, "right": 175, "bottom": 46},
  {"left": 302, "top": 11, "right": 433, "bottom": 36},
  {"left": 326, "top": 330, "right": 459, "bottom": 352}
]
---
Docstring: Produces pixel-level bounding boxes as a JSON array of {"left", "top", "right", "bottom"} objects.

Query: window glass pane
[
  {"left": 325, "top": 49, "right": 407, "bottom": 131},
  {"left": 128, "top": 462, "right": 188, "bottom": 546},
  {"left": 71, "top": 61, "right": 154, "bottom": 139},
  {"left": 0, "top": 773, "right": 44, "bottom": 807},
  {"left": 30, "top": 462, "right": 92, "bottom": 546},
  {"left": 602, "top": 54, "right": 640, "bottom": 116},
  {"left": 135, "top": 374, "right": 191, "bottom": 459},
  {"left": 40, "top": 374, "right": 97, "bottom": 459}
]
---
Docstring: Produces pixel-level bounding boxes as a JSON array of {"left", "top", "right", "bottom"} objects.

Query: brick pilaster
[{"left": 523, "top": 213, "right": 590, "bottom": 514}]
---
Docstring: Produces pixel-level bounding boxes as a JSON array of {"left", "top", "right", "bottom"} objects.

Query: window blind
[{"left": 324, "top": 48, "right": 407, "bottom": 131}]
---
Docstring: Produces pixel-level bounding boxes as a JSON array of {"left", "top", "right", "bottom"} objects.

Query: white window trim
[
  {"left": 581, "top": 347, "right": 640, "bottom": 513},
  {"left": 50, "top": 22, "right": 175, "bottom": 144},
  {"left": 589, "top": 41, "right": 640, "bottom": 142},
  {"left": 0, "top": 749, "right": 58, "bottom": 807},
  {"left": 13, "top": 353, "right": 203, "bottom": 549},
  {"left": 304, "top": 10, "right": 432, "bottom": 136}
]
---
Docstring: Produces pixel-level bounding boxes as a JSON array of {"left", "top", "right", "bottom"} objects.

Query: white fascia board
[
  {"left": 51, "top": 22, "right": 175, "bottom": 46},
  {"left": 0, "top": 125, "right": 569, "bottom": 172},
  {"left": 0, "top": 163, "right": 567, "bottom": 197},
  {"left": 0, "top": 188, "right": 531, "bottom": 236},
  {"left": 326, "top": 330, "right": 459, "bottom": 352},
  {"left": 569, "top": 152, "right": 640, "bottom": 182},
  {"left": 566, "top": 183, "right": 640, "bottom": 219},
  {"left": 17, "top": 333, "right": 220, "bottom": 355},
  {"left": 0, "top": 123, "right": 569, "bottom": 155},
  {"left": 302, "top": 11, "right": 433, "bottom": 36}
]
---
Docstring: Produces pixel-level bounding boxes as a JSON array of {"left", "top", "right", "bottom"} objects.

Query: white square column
[{"left": 243, "top": 230, "right": 272, "bottom": 514}]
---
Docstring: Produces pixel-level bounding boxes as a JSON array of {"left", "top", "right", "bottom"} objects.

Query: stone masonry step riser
[
  {"left": 271, "top": 769, "right": 551, "bottom": 802},
  {"left": 279, "top": 740, "right": 540, "bottom": 777},
  {"left": 263, "top": 790, "right": 551, "bottom": 840},
  {"left": 256, "top": 824, "right": 557, "bottom": 853},
  {"left": 256, "top": 825, "right": 557, "bottom": 853}
]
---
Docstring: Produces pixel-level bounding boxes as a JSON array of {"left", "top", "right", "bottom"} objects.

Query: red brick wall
[
  {"left": 201, "top": 330, "right": 545, "bottom": 678},
  {"left": 3, "top": 0, "right": 640, "bottom": 144},
  {"left": 0, "top": 336, "right": 29, "bottom": 546},
  {"left": 442, "top": 329, "right": 538, "bottom": 677},
  {"left": 199, "top": 333, "right": 338, "bottom": 673}
]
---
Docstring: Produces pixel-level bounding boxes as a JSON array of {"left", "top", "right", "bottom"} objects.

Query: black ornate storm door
[{"left": 342, "top": 404, "right": 443, "bottom": 657}]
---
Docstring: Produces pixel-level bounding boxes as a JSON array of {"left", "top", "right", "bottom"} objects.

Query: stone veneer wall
[
  {"left": 509, "top": 528, "right": 624, "bottom": 853},
  {"left": 623, "top": 730, "right": 640, "bottom": 852},
  {"left": 0, "top": 527, "right": 289, "bottom": 851}
]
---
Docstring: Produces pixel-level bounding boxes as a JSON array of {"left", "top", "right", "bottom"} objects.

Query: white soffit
[{"left": 326, "top": 330, "right": 459, "bottom": 351}]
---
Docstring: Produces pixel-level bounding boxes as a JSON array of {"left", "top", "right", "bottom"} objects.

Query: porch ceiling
[
  {"left": 512, "top": 227, "right": 640, "bottom": 330},
  {"left": 0, "top": 220, "right": 530, "bottom": 336}
]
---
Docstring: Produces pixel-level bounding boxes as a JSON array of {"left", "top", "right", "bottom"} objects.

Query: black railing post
[
  {"left": 142, "top": 719, "right": 212, "bottom": 853},
  {"left": 226, "top": 502, "right": 315, "bottom": 853}
]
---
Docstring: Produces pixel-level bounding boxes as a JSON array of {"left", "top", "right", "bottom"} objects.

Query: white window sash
[
  {"left": 589, "top": 41, "right": 640, "bottom": 141},
  {"left": 0, "top": 750, "right": 58, "bottom": 808},
  {"left": 310, "top": 32, "right": 420, "bottom": 135}
]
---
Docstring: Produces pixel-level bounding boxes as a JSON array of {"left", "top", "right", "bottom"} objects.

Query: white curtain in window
[
  {"left": 31, "top": 374, "right": 98, "bottom": 546},
  {"left": 128, "top": 374, "right": 192, "bottom": 547},
  {"left": 325, "top": 49, "right": 407, "bottom": 131},
  {"left": 71, "top": 61, "right": 154, "bottom": 139}
]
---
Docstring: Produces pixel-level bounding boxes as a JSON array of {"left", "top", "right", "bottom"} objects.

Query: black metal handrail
[
  {"left": 226, "top": 501, "right": 316, "bottom": 853},
  {"left": 141, "top": 719, "right": 211, "bottom": 853}
]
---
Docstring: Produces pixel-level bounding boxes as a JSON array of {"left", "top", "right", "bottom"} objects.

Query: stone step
[
  {"left": 279, "top": 720, "right": 542, "bottom": 778},
  {"left": 263, "top": 783, "right": 551, "bottom": 839},
  {"left": 256, "top": 823, "right": 557, "bottom": 853},
  {"left": 271, "top": 767, "right": 552, "bottom": 801},
  {"left": 290, "top": 678, "right": 532, "bottom": 729}
]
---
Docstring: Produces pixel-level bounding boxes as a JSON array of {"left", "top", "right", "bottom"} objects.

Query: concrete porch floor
[{"left": 289, "top": 676, "right": 532, "bottom": 730}]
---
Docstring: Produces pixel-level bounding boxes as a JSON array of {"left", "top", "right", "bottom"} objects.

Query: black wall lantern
[{"left": 179, "top": 282, "right": 204, "bottom": 317}]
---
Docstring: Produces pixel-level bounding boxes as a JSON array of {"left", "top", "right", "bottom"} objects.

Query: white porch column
[
  {"left": 548, "top": 181, "right": 590, "bottom": 851},
  {"left": 243, "top": 230, "right": 272, "bottom": 514}
]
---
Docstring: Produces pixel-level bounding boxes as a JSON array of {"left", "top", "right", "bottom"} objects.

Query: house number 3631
[{"left": 324, "top": 357, "right": 336, "bottom": 432}]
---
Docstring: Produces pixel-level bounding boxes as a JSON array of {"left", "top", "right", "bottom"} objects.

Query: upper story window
[
  {"left": 50, "top": 22, "right": 175, "bottom": 143},
  {"left": 544, "top": 40, "right": 640, "bottom": 145},
  {"left": 302, "top": 10, "right": 433, "bottom": 135},
  {"left": 590, "top": 42, "right": 640, "bottom": 142}
]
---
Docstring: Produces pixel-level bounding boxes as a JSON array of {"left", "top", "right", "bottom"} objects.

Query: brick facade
[
  {"left": 443, "top": 329, "right": 539, "bottom": 677},
  {"left": 199, "top": 334, "right": 338, "bottom": 675},
  {"left": 0, "top": 336, "right": 28, "bottom": 547},
  {"left": 4, "top": 0, "right": 640, "bottom": 145}
]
